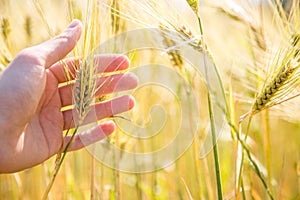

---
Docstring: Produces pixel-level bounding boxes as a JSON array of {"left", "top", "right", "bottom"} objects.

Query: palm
[
  {"left": 23, "top": 70, "right": 64, "bottom": 165},
  {"left": 18, "top": 54, "right": 137, "bottom": 171}
]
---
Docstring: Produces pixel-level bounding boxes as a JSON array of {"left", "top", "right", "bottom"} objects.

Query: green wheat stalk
[{"left": 186, "top": 1, "right": 224, "bottom": 198}]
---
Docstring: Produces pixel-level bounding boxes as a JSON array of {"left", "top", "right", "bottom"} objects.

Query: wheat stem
[
  {"left": 181, "top": 177, "right": 194, "bottom": 200},
  {"left": 207, "top": 93, "right": 223, "bottom": 200},
  {"left": 42, "top": 127, "right": 79, "bottom": 200},
  {"left": 111, "top": 0, "right": 120, "bottom": 35},
  {"left": 195, "top": 14, "right": 223, "bottom": 200},
  {"left": 229, "top": 122, "right": 274, "bottom": 200},
  {"left": 262, "top": 110, "right": 272, "bottom": 189},
  {"left": 32, "top": 0, "right": 54, "bottom": 37},
  {"left": 90, "top": 149, "right": 95, "bottom": 200}
]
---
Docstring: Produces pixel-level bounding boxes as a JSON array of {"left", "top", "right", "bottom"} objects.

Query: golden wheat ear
[
  {"left": 159, "top": 24, "right": 184, "bottom": 70},
  {"left": 1, "top": 17, "right": 11, "bottom": 40},
  {"left": 186, "top": 0, "right": 199, "bottom": 15},
  {"left": 245, "top": 41, "right": 300, "bottom": 119},
  {"left": 74, "top": 57, "right": 97, "bottom": 125}
]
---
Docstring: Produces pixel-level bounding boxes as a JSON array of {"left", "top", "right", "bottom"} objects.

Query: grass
[{"left": 1, "top": 0, "right": 300, "bottom": 199}]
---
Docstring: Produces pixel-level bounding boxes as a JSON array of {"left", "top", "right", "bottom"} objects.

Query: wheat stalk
[
  {"left": 181, "top": 2, "right": 225, "bottom": 198},
  {"left": 110, "top": 0, "right": 120, "bottom": 35},
  {"left": 32, "top": 0, "right": 54, "bottom": 37},
  {"left": 67, "top": 0, "right": 83, "bottom": 22}
]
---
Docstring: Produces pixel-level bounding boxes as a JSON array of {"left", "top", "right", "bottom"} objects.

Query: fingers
[
  {"left": 63, "top": 121, "right": 115, "bottom": 151},
  {"left": 63, "top": 95, "right": 135, "bottom": 130},
  {"left": 59, "top": 72, "right": 138, "bottom": 107},
  {"left": 95, "top": 54, "right": 130, "bottom": 73},
  {"left": 32, "top": 20, "right": 82, "bottom": 68},
  {"left": 49, "top": 54, "right": 130, "bottom": 83}
]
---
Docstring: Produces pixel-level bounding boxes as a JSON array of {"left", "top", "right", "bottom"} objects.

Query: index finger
[{"left": 49, "top": 54, "right": 130, "bottom": 83}]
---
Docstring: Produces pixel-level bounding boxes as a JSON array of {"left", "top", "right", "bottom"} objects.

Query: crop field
[{"left": 0, "top": 0, "right": 300, "bottom": 199}]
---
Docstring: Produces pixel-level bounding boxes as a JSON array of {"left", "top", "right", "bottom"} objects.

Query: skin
[{"left": 0, "top": 20, "right": 138, "bottom": 173}]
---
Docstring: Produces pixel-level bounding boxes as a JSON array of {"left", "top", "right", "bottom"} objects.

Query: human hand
[{"left": 0, "top": 20, "right": 138, "bottom": 173}]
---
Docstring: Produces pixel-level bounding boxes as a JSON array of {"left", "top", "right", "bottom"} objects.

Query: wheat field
[{"left": 0, "top": 0, "right": 300, "bottom": 199}]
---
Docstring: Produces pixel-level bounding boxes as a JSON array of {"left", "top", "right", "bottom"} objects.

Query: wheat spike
[
  {"left": 0, "top": 18, "right": 12, "bottom": 65},
  {"left": 73, "top": 0, "right": 100, "bottom": 125},
  {"left": 160, "top": 25, "right": 184, "bottom": 70},
  {"left": 74, "top": 59, "right": 97, "bottom": 125},
  {"left": 252, "top": 62, "right": 299, "bottom": 113},
  {"left": 292, "top": 33, "right": 300, "bottom": 61},
  {"left": 175, "top": 25, "right": 204, "bottom": 52},
  {"left": 0, "top": 49, "right": 11, "bottom": 66},
  {"left": 251, "top": 45, "right": 300, "bottom": 115},
  {"left": 238, "top": 26, "right": 300, "bottom": 121},
  {"left": 159, "top": 23, "right": 209, "bottom": 73},
  {"left": 159, "top": 12, "right": 206, "bottom": 55},
  {"left": 186, "top": 0, "right": 199, "bottom": 15},
  {"left": 1, "top": 17, "right": 11, "bottom": 40},
  {"left": 24, "top": 16, "right": 32, "bottom": 42},
  {"left": 292, "top": 34, "right": 300, "bottom": 47},
  {"left": 216, "top": 4, "right": 267, "bottom": 51}
]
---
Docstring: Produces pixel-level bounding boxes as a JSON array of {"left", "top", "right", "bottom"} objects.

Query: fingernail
[{"left": 68, "top": 19, "right": 80, "bottom": 29}]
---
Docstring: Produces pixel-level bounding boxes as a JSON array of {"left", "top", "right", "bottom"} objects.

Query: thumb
[{"left": 34, "top": 19, "right": 82, "bottom": 68}]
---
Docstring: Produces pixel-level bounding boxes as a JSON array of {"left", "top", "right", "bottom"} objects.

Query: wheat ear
[
  {"left": 252, "top": 61, "right": 299, "bottom": 113},
  {"left": 74, "top": 58, "right": 97, "bottom": 125},
  {"left": 242, "top": 43, "right": 300, "bottom": 120},
  {"left": 24, "top": 16, "right": 32, "bottom": 42},
  {"left": 160, "top": 24, "right": 184, "bottom": 70},
  {"left": 186, "top": 0, "right": 199, "bottom": 15},
  {"left": 1, "top": 17, "right": 10, "bottom": 40}
]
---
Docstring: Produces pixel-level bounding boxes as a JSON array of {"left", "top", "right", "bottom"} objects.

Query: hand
[{"left": 0, "top": 20, "right": 138, "bottom": 173}]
